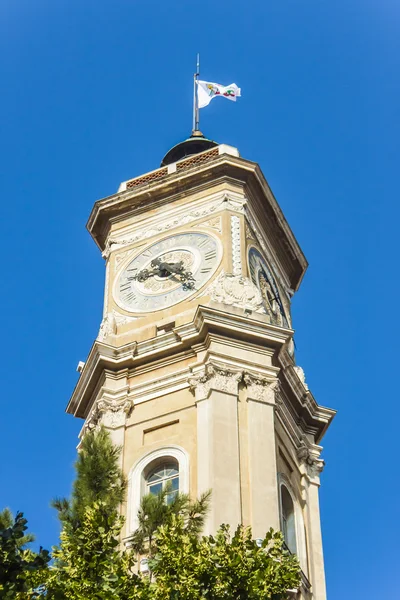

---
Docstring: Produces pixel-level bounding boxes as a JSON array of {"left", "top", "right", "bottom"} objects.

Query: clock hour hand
[{"left": 132, "top": 258, "right": 196, "bottom": 290}]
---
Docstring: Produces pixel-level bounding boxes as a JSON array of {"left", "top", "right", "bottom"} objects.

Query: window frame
[
  {"left": 127, "top": 445, "right": 189, "bottom": 534},
  {"left": 277, "top": 473, "right": 308, "bottom": 576},
  {"left": 144, "top": 460, "right": 180, "bottom": 502}
]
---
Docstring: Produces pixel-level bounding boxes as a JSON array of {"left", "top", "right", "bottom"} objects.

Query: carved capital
[
  {"left": 190, "top": 363, "right": 242, "bottom": 400},
  {"left": 82, "top": 396, "right": 133, "bottom": 437},
  {"left": 243, "top": 373, "right": 280, "bottom": 404},
  {"left": 97, "top": 397, "right": 133, "bottom": 429},
  {"left": 297, "top": 443, "right": 325, "bottom": 480}
]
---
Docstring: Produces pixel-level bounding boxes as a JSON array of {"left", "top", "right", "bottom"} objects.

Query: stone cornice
[
  {"left": 67, "top": 305, "right": 334, "bottom": 444},
  {"left": 278, "top": 348, "right": 336, "bottom": 444},
  {"left": 67, "top": 304, "right": 292, "bottom": 419}
]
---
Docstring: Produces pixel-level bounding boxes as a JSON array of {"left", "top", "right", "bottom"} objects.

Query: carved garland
[
  {"left": 205, "top": 270, "right": 264, "bottom": 313},
  {"left": 102, "top": 194, "right": 245, "bottom": 259}
]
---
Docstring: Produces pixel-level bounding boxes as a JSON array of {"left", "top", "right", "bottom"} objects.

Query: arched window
[
  {"left": 277, "top": 474, "right": 308, "bottom": 575},
  {"left": 145, "top": 460, "right": 179, "bottom": 504},
  {"left": 127, "top": 446, "right": 189, "bottom": 535},
  {"left": 281, "top": 484, "right": 297, "bottom": 554}
]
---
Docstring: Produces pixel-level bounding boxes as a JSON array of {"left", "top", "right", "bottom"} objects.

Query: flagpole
[{"left": 192, "top": 53, "right": 200, "bottom": 133}]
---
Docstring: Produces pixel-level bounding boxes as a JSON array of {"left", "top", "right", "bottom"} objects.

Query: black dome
[{"left": 161, "top": 131, "right": 218, "bottom": 167}]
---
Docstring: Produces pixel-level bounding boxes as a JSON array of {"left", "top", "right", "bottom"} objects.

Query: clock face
[
  {"left": 248, "top": 247, "right": 290, "bottom": 327},
  {"left": 114, "top": 232, "right": 221, "bottom": 313}
]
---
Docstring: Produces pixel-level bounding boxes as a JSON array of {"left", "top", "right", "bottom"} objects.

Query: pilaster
[
  {"left": 244, "top": 374, "right": 281, "bottom": 537},
  {"left": 298, "top": 445, "right": 327, "bottom": 600},
  {"left": 190, "top": 363, "right": 242, "bottom": 534}
]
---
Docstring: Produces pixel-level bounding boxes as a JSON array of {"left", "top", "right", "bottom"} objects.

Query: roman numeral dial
[
  {"left": 114, "top": 232, "right": 221, "bottom": 314},
  {"left": 247, "top": 247, "right": 290, "bottom": 328}
]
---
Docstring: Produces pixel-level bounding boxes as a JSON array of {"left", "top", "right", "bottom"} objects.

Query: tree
[
  {"left": 129, "top": 484, "right": 211, "bottom": 559},
  {"left": 0, "top": 508, "right": 35, "bottom": 547},
  {"left": 0, "top": 510, "right": 50, "bottom": 600},
  {"left": 150, "top": 515, "right": 301, "bottom": 600},
  {"left": 45, "top": 501, "right": 147, "bottom": 600},
  {"left": 44, "top": 426, "right": 147, "bottom": 600},
  {"left": 12, "top": 426, "right": 299, "bottom": 600},
  {"left": 52, "top": 426, "right": 126, "bottom": 528}
]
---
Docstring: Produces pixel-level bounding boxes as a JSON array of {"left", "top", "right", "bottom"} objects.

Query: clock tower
[{"left": 67, "top": 133, "right": 335, "bottom": 600}]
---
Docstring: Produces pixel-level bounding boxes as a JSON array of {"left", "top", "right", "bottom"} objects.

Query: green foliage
[
  {"left": 45, "top": 501, "right": 148, "bottom": 600},
  {"left": 0, "top": 510, "right": 50, "bottom": 600},
  {"left": 44, "top": 427, "right": 145, "bottom": 599},
  {"left": 150, "top": 515, "right": 301, "bottom": 600},
  {"left": 52, "top": 426, "right": 126, "bottom": 528},
  {"left": 1, "top": 428, "right": 301, "bottom": 599},
  {"left": 129, "top": 484, "right": 211, "bottom": 558},
  {"left": 0, "top": 508, "right": 35, "bottom": 548}
]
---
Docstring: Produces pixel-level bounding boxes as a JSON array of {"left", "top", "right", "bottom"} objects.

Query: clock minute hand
[
  {"left": 132, "top": 259, "right": 196, "bottom": 290},
  {"left": 151, "top": 258, "right": 184, "bottom": 276},
  {"left": 151, "top": 259, "right": 195, "bottom": 289}
]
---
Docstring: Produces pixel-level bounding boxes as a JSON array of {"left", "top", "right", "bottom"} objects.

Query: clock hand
[{"left": 132, "top": 259, "right": 196, "bottom": 289}]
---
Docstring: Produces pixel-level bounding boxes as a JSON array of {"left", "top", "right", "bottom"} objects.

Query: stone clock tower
[{"left": 67, "top": 133, "right": 335, "bottom": 600}]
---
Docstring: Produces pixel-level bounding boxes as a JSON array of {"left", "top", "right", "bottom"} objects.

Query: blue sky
[{"left": 0, "top": 1, "right": 399, "bottom": 597}]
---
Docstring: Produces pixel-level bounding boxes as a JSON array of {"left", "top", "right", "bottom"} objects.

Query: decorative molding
[
  {"left": 243, "top": 373, "right": 280, "bottom": 404},
  {"left": 67, "top": 305, "right": 299, "bottom": 421},
  {"left": 189, "top": 363, "right": 242, "bottom": 400},
  {"left": 231, "top": 215, "right": 242, "bottom": 276},
  {"left": 245, "top": 222, "right": 255, "bottom": 240},
  {"left": 205, "top": 270, "right": 264, "bottom": 313},
  {"left": 224, "top": 194, "right": 245, "bottom": 214},
  {"left": 193, "top": 216, "right": 222, "bottom": 233},
  {"left": 103, "top": 202, "right": 221, "bottom": 257},
  {"left": 102, "top": 193, "right": 245, "bottom": 258}
]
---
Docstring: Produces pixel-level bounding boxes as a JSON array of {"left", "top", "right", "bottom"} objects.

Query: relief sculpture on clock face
[
  {"left": 114, "top": 232, "right": 221, "bottom": 313},
  {"left": 248, "top": 246, "right": 290, "bottom": 328}
]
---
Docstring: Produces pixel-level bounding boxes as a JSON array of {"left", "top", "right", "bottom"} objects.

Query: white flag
[{"left": 197, "top": 80, "right": 241, "bottom": 108}]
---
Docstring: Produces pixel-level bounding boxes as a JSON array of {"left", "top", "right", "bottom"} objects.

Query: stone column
[
  {"left": 244, "top": 374, "right": 280, "bottom": 538},
  {"left": 190, "top": 364, "right": 242, "bottom": 534},
  {"left": 298, "top": 448, "right": 327, "bottom": 600}
]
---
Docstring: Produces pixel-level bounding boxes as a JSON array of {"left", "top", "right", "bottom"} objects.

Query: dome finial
[{"left": 160, "top": 132, "right": 218, "bottom": 167}]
